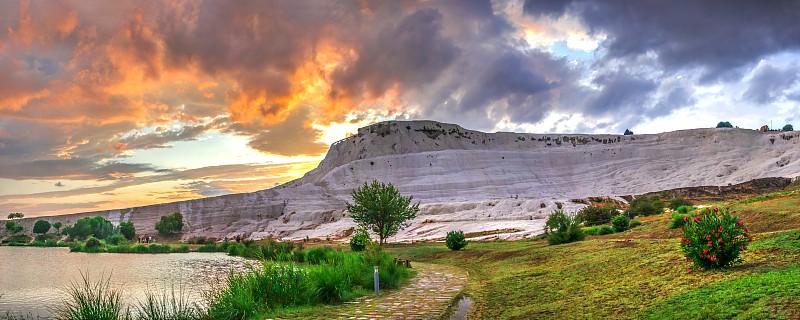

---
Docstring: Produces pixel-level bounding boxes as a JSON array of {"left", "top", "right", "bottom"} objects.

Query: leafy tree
[
  {"left": 7, "top": 213, "right": 23, "bottom": 220},
  {"left": 626, "top": 195, "right": 664, "bottom": 217},
  {"left": 32, "top": 220, "right": 51, "bottom": 235},
  {"left": 611, "top": 215, "right": 629, "bottom": 232},
  {"left": 118, "top": 222, "right": 136, "bottom": 241},
  {"left": 67, "top": 216, "right": 114, "bottom": 240},
  {"left": 445, "top": 230, "right": 468, "bottom": 251},
  {"left": 624, "top": 129, "right": 634, "bottom": 135},
  {"left": 716, "top": 121, "right": 733, "bottom": 128},
  {"left": 5, "top": 221, "right": 23, "bottom": 235},
  {"left": 783, "top": 124, "right": 793, "bottom": 131},
  {"left": 578, "top": 205, "right": 618, "bottom": 226},
  {"left": 53, "top": 222, "right": 63, "bottom": 234},
  {"left": 346, "top": 180, "right": 419, "bottom": 244},
  {"left": 544, "top": 210, "right": 584, "bottom": 245},
  {"left": 155, "top": 212, "right": 184, "bottom": 236}
]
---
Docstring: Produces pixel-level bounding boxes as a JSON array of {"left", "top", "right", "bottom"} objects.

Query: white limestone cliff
[{"left": 4, "top": 120, "right": 800, "bottom": 241}]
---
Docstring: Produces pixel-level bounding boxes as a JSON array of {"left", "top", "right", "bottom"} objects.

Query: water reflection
[{"left": 0, "top": 247, "right": 250, "bottom": 317}]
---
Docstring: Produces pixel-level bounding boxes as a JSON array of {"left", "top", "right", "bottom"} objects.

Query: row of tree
[{"left": 4, "top": 212, "right": 184, "bottom": 242}]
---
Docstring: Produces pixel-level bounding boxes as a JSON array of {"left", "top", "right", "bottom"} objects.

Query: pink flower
[
  {"left": 736, "top": 221, "right": 743, "bottom": 226},
  {"left": 687, "top": 269, "right": 693, "bottom": 274},
  {"left": 710, "top": 256, "right": 717, "bottom": 261},
  {"left": 706, "top": 235, "right": 711, "bottom": 240},
  {"left": 745, "top": 227, "right": 749, "bottom": 233},
  {"left": 718, "top": 238, "right": 723, "bottom": 243},
  {"left": 713, "top": 207, "right": 719, "bottom": 212},
  {"left": 708, "top": 241, "right": 713, "bottom": 247},
  {"left": 703, "top": 248, "right": 709, "bottom": 254},
  {"left": 685, "top": 257, "right": 690, "bottom": 262},
  {"left": 684, "top": 216, "right": 689, "bottom": 222},
  {"left": 694, "top": 217, "right": 700, "bottom": 223},
  {"left": 739, "top": 246, "right": 745, "bottom": 250}
]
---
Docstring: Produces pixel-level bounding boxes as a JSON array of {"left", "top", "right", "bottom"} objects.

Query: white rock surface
[{"left": 5, "top": 121, "right": 800, "bottom": 241}]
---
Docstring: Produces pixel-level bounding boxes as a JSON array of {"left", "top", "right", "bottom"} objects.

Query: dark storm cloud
[
  {"left": 523, "top": 0, "right": 800, "bottom": 81},
  {"left": 743, "top": 64, "right": 799, "bottom": 104},
  {"left": 330, "top": 8, "right": 460, "bottom": 99},
  {"left": 650, "top": 86, "right": 695, "bottom": 118},
  {"left": 585, "top": 71, "right": 657, "bottom": 117}
]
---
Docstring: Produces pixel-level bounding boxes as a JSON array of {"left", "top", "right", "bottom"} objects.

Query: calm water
[{"left": 0, "top": 246, "right": 250, "bottom": 317}]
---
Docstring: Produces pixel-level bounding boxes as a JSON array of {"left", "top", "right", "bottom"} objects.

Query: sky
[{"left": 1, "top": 0, "right": 799, "bottom": 217}]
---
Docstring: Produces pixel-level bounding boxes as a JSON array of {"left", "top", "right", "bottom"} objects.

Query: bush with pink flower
[{"left": 680, "top": 207, "right": 751, "bottom": 270}]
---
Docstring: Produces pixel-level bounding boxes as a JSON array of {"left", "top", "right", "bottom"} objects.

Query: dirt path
[{"left": 284, "top": 262, "right": 468, "bottom": 319}]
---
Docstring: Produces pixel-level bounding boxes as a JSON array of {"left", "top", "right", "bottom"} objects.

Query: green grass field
[{"left": 384, "top": 189, "right": 800, "bottom": 319}]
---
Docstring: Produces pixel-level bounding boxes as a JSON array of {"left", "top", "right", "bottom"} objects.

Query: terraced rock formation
[{"left": 4, "top": 121, "right": 800, "bottom": 241}]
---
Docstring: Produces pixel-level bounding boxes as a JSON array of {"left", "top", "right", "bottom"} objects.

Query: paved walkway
[{"left": 296, "top": 262, "right": 468, "bottom": 319}]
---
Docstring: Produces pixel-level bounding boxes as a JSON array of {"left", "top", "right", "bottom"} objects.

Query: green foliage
[
  {"left": 624, "top": 129, "right": 633, "bottom": 135},
  {"left": 716, "top": 121, "right": 733, "bottom": 128},
  {"left": 197, "top": 243, "right": 219, "bottom": 252},
  {"left": 674, "top": 205, "right": 693, "bottom": 214},
  {"left": 668, "top": 197, "right": 692, "bottom": 210},
  {"left": 186, "top": 236, "right": 216, "bottom": 244},
  {"left": 84, "top": 236, "right": 103, "bottom": 253},
  {"left": 627, "top": 195, "right": 664, "bottom": 217},
  {"left": 349, "top": 228, "right": 371, "bottom": 252},
  {"left": 628, "top": 219, "right": 642, "bottom": 228},
  {"left": 305, "top": 246, "right": 335, "bottom": 264},
  {"left": 680, "top": 207, "right": 751, "bottom": 270},
  {"left": 68, "top": 216, "right": 114, "bottom": 240},
  {"left": 134, "top": 285, "right": 202, "bottom": 320},
  {"left": 445, "top": 230, "right": 468, "bottom": 251},
  {"left": 155, "top": 212, "right": 184, "bottom": 236},
  {"left": 783, "top": 124, "right": 793, "bottom": 131},
  {"left": 53, "top": 221, "right": 63, "bottom": 234},
  {"left": 578, "top": 205, "right": 618, "bottom": 226},
  {"left": 346, "top": 180, "right": 420, "bottom": 244},
  {"left": 611, "top": 215, "right": 629, "bottom": 232},
  {"left": 32, "top": 220, "right": 51, "bottom": 235},
  {"left": 544, "top": 210, "right": 585, "bottom": 245},
  {"left": 6, "top": 213, "right": 23, "bottom": 219},
  {"left": 5, "top": 221, "right": 23, "bottom": 235},
  {"left": 582, "top": 225, "right": 614, "bottom": 236},
  {"left": 118, "top": 222, "right": 136, "bottom": 241},
  {"left": 205, "top": 248, "right": 411, "bottom": 320},
  {"left": 53, "top": 273, "right": 127, "bottom": 320},
  {"left": 669, "top": 213, "right": 690, "bottom": 229},
  {"left": 107, "top": 234, "right": 127, "bottom": 246}
]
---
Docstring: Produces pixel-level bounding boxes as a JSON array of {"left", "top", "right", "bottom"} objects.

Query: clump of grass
[
  {"left": 53, "top": 273, "right": 129, "bottom": 320},
  {"left": 582, "top": 225, "right": 615, "bottom": 236},
  {"left": 134, "top": 285, "right": 202, "bottom": 320}
]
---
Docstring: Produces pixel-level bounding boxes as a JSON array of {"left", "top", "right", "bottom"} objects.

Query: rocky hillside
[{"left": 4, "top": 121, "right": 800, "bottom": 241}]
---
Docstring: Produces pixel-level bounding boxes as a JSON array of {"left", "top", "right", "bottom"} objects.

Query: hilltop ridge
[{"left": 3, "top": 121, "right": 799, "bottom": 241}]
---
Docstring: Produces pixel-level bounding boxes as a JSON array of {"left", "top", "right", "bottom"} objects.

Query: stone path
[{"left": 286, "top": 262, "right": 468, "bottom": 319}]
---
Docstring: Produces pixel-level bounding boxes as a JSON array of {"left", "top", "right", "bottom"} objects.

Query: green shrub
[
  {"left": 170, "top": 245, "right": 190, "bottom": 253},
  {"left": 67, "top": 216, "right": 115, "bottom": 240},
  {"left": 305, "top": 247, "right": 335, "bottom": 264},
  {"left": 107, "top": 234, "right": 127, "bottom": 246},
  {"left": 612, "top": 215, "right": 630, "bottom": 232},
  {"left": 544, "top": 210, "right": 585, "bottom": 245},
  {"left": 85, "top": 236, "right": 102, "bottom": 250},
  {"left": 349, "top": 228, "right": 371, "bottom": 252},
  {"left": 187, "top": 236, "right": 215, "bottom": 245},
  {"left": 669, "top": 213, "right": 689, "bottom": 229},
  {"left": 627, "top": 196, "right": 664, "bottom": 217},
  {"left": 628, "top": 220, "right": 642, "bottom": 228},
  {"left": 155, "top": 212, "right": 184, "bottom": 236},
  {"left": 148, "top": 243, "right": 171, "bottom": 254},
  {"left": 681, "top": 207, "right": 751, "bottom": 270},
  {"left": 445, "top": 230, "right": 468, "bottom": 251},
  {"left": 5, "top": 221, "right": 23, "bottom": 235},
  {"left": 675, "top": 205, "right": 694, "bottom": 214},
  {"left": 118, "top": 222, "right": 136, "bottom": 241},
  {"left": 668, "top": 197, "right": 692, "bottom": 210},
  {"left": 598, "top": 225, "right": 615, "bottom": 235},
  {"left": 134, "top": 244, "right": 149, "bottom": 253},
  {"left": 33, "top": 220, "right": 51, "bottom": 235},
  {"left": 584, "top": 225, "right": 615, "bottom": 236},
  {"left": 292, "top": 248, "right": 306, "bottom": 262},
  {"left": 578, "top": 205, "right": 618, "bottom": 226},
  {"left": 197, "top": 243, "right": 219, "bottom": 252}
]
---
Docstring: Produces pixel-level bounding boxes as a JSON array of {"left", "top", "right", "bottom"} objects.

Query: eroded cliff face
[{"left": 5, "top": 121, "right": 800, "bottom": 241}]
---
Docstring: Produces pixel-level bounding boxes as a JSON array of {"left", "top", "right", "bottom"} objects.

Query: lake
[{"left": 0, "top": 246, "right": 250, "bottom": 317}]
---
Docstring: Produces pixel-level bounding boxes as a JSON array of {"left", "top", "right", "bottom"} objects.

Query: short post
[{"left": 374, "top": 266, "right": 380, "bottom": 295}]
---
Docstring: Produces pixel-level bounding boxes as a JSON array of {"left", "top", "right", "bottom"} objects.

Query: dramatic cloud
[
  {"left": 2, "top": 0, "right": 799, "bottom": 215},
  {"left": 523, "top": 0, "right": 800, "bottom": 81}
]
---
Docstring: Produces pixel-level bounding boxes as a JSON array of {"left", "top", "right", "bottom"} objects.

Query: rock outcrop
[{"left": 4, "top": 121, "right": 800, "bottom": 241}]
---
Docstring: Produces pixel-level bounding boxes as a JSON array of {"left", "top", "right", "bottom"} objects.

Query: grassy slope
[{"left": 387, "top": 189, "right": 800, "bottom": 319}]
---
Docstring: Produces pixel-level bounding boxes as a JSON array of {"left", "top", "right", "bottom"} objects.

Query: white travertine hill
[{"left": 4, "top": 120, "right": 800, "bottom": 241}]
